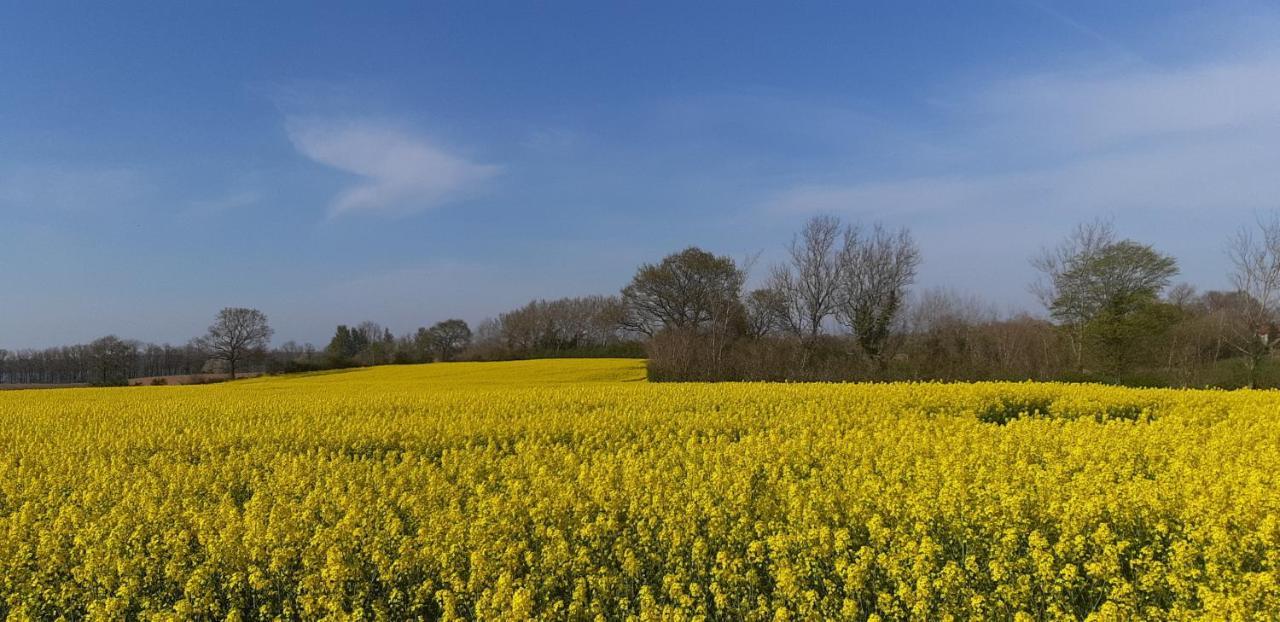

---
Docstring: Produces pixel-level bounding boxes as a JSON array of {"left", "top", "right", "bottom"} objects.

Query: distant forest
[{"left": 6, "top": 214, "right": 1280, "bottom": 389}]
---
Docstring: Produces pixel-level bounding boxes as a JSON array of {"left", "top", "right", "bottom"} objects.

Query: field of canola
[{"left": 1, "top": 358, "right": 1278, "bottom": 620}]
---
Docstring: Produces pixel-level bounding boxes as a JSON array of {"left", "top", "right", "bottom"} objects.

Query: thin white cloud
[
  {"left": 1024, "top": 1, "right": 1149, "bottom": 65},
  {"left": 184, "top": 191, "right": 261, "bottom": 216},
  {"left": 522, "top": 127, "right": 582, "bottom": 154},
  {"left": 772, "top": 131, "right": 1280, "bottom": 217},
  {"left": 0, "top": 166, "right": 147, "bottom": 213},
  {"left": 763, "top": 22, "right": 1280, "bottom": 308},
  {"left": 974, "top": 53, "right": 1280, "bottom": 152},
  {"left": 287, "top": 119, "right": 499, "bottom": 217},
  {"left": 770, "top": 27, "right": 1280, "bottom": 221}
]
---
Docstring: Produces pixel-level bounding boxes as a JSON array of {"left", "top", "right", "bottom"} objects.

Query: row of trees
[
  {"left": 263, "top": 320, "right": 472, "bottom": 373},
  {"left": 10, "top": 214, "right": 1280, "bottom": 389},
  {"left": 0, "top": 308, "right": 275, "bottom": 386},
  {"left": 277, "top": 297, "right": 640, "bottom": 372},
  {"left": 309, "top": 318, "right": 475, "bottom": 369},
  {"left": 470, "top": 296, "right": 639, "bottom": 359},
  {"left": 621, "top": 217, "right": 924, "bottom": 381},
  {"left": 0, "top": 337, "right": 207, "bottom": 386},
  {"left": 629, "top": 214, "right": 1280, "bottom": 387},
  {"left": 2, "top": 299, "right": 636, "bottom": 386}
]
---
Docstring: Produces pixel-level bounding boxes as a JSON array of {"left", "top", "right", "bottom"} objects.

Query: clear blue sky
[{"left": 3, "top": 1, "right": 1277, "bottom": 348}]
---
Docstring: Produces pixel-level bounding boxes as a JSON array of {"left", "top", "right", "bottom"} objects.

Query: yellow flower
[{"left": 0, "top": 359, "right": 1276, "bottom": 618}]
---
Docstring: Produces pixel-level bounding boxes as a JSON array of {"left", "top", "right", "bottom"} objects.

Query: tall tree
[
  {"left": 620, "top": 247, "right": 745, "bottom": 337},
  {"left": 1033, "top": 221, "right": 1178, "bottom": 374},
  {"left": 200, "top": 307, "right": 272, "bottom": 379},
  {"left": 835, "top": 223, "right": 921, "bottom": 364},
  {"left": 769, "top": 215, "right": 845, "bottom": 339},
  {"left": 326, "top": 325, "right": 358, "bottom": 363},
  {"left": 352, "top": 321, "right": 394, "bottom": 365},
  {"left": 1226, "top": 214, "right": 1280, "bottom": 387},
  {"left": 86, "top": 335, "right": 138, "bottom": 386},
  {"left": 743, "top": 287, "right": 788, "bottom": 339},
  {"left": 1031, "top": 220, "right": 1116, "bottom": 369},
  {"left": 419, "top": 319, "right": 473, "bottom": 362}
]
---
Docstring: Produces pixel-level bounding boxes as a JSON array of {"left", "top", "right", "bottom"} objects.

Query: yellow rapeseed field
[{"left": 1, "top": 358, "right": 1277, "bottom": 620}]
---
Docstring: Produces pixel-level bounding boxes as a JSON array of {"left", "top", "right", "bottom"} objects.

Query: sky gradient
[{"left": 3, "top": 1, "right": 1278, "bottom": 348}]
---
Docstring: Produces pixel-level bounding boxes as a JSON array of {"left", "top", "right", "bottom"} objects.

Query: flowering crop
[{"left": 0, "top": 359, "right": 1277, "bottom": 620}]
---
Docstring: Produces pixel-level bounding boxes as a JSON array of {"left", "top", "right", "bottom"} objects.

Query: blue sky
[{"left": 3, "top": 1, "right": 1279, "bottom": 348}]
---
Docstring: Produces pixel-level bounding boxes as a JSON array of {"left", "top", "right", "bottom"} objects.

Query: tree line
[
  {"left": 267, "top": 297, "right": 641, "bottom": 375},
  {"left": 631, "top": 215, "right": 1280, "bottom": 388},
  {"left": 0, "top": 338, "right": 207, "bottom": 386},
  {"left": 256, "top": 212, "right": 1280, "bottom": 388},
  {"left": 8, "top": 214, "right": 1280, "bottom": 388},
  {"left": 0, "top": 308, "right": 276, "bottom": 386},
  {"left": 1, "top": 296, "right": 640, "bottom": 386}
]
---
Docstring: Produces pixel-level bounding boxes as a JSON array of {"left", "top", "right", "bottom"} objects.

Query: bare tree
[
  {"left": 469, "top": 296, "right": 632, "bottom": 359},
  {"left": 200, "top": 307, "right": 272, "bottom": 379},
  {"left": 743, "top": 287, "right": 788, "bottom": 339},
  {"left": 87, "top": 335, "right": 138, "bottom": 386},
  {"left": 1166, "top": 282, "right": 1199, "bottom": 310},
  {"left": 1226, "top": 214, "right": 1280, "bottom": 387},
  {"left": 835, "top": 223, "right": 921, "bottom": 364},
  {"left": 908, "top": 288, "right": 997, "bottom": 334},
  {"left": 769, "top": 215, "right": 845, "bottom": 339}
]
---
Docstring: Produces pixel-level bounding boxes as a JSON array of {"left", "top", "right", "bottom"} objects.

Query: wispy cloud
[
  {"left": 287, "top": 118, "right": 499, "bottom": 217},
  {"left": 184, "top": 190, "right": 261, "bottom": 216},
  {"left": 758, "top": 19, "right": 1280, "bottom": 305},
  {"left": 1024, "top": 1, "right": 1149, "bottom": 65},
  {"left": 0, "top": 166, "right": 147, "bottom": 213},
  {"left": 972, "top": 53, "right": 1280, "bottom": 152},
  {"left": 770, "top": 25, "right": 1280, "bottom": 223},
  {"left": 772, "top": 132, "right": 1280, "bottom": 217}
]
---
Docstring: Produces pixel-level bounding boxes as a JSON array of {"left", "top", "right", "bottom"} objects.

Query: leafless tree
[
  {"left": 87, "top": 335, "right": 138, "bottom": 386},
  {"left": 200, "top": 307, "right": 272, "bottom": 379},
  {"left": 743, "top": 287, "right": 788, "bottom": 339},
  {"left": 471, "top": 296, "right": 632, "bottom": 359},
  {"left": 1165, "top": 282, "right": 1199, "bottom": 310},
  {"left": 835, "top": 223, "right": 921, "bottom": 364},
  {"left": 1226, "top": 214, "right": 1280, "bottom": 387},
  {"left": 908, "top": 288, "right": 996, "bottom": 334},
  {"left": 768, "top": 215, "right": 845, "bottom": 339},
  {"left": 465, "top": 318, "right": 507, "bottom": 360}
]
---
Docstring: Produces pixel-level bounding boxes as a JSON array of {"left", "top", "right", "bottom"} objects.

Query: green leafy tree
[
  {"left": 1085, "top": 296, "right": 1183, "bottom": 379},
  {"left": 326, "top": 325, "right": 367, "bottom": 365},
  {"left": 620, "top": 247, "right": 745, "bottom": 337},
  {"left": 416, "top": 319, "right": 473, "bottom": 362},
  {"left": 1033, "top": 221, "right": 1179, "bottom": 374}
]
